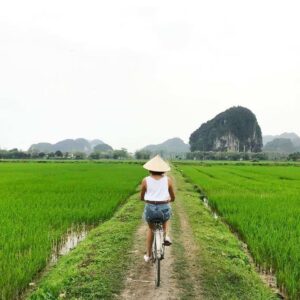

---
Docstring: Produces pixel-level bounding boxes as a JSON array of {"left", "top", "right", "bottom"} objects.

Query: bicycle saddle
[{"left": 148, "top": 210, "right": 164, "bottom": 223}]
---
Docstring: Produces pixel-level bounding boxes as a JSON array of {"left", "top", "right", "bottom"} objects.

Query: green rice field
[
  {"left": 0, "top": 162, "right": 145, "bottom": 299},
  {"left": 178, "top": 163, "right": 300, "bottom": 299}
]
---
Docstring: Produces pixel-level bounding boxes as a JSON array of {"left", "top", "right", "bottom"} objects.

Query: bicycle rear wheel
[
  {"left": 152, "top": 225, "right": 163, "bottom": 287},
  {"left": 154, "top": 231, "right": 161, "bottom": 287},
  {"left": 155, "top": 249, "right": 160, "bottom": 287}
]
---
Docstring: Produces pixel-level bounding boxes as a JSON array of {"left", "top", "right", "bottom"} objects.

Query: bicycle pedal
[{"left": 163, "top": 241, "right": 172, "bottom": 246}]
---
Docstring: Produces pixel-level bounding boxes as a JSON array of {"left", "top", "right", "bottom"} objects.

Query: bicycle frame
[{"left": 152, "top": 222, "right": 164, "bottom": 259}]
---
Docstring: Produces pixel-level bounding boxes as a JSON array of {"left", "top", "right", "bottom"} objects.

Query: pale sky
[{"left": 0, "top": 0, "right": 299, "bottom": 152}]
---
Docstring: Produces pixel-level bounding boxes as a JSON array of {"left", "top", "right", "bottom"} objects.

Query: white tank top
[{"left": 144, "top": 176, "right": 170, "bottom": 201}]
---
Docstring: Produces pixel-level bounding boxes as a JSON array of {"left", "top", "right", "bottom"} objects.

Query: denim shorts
[{"left": 143, "top": 203, "right": 172, "bottom": 223}]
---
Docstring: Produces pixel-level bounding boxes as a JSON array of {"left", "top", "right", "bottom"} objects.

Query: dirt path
[
  {"left": 119, "top": 173, "right": 203, "bottom": 300},
  {"left": 172, "top": 197, "right": 203, "bottom": 299},
  {"left": 119, "top": 222, "right": 179, "bottom": 300}
]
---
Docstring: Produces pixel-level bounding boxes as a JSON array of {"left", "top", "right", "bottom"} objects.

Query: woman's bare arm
[
  {"left": 168, "top": 177, "right": 176, "bottom": 202},
  {"left": 140, "top": 179, "right": 147, "bottom": 201}
]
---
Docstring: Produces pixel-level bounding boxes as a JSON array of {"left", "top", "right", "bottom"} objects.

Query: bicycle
[{"left": 151, "top": 218, "right": 165, "bottom": 287}]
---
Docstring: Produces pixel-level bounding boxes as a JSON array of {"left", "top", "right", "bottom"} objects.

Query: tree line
[
  {"left": 0, "top": 148, "right": 131, "bottom": 160},
  {"left": 1, "top": 148, "right": 299, "bottom": 161}
]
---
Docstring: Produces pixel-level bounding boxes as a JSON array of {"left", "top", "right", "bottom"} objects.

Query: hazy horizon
[
  {"left": 1, "top": 120, "right": 299, "bottom": 153},
  {"left": 1, "top": 1, "right": 299, "bottom": 152}
]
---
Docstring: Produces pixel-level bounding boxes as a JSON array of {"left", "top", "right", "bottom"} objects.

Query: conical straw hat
[{"left": 143, "top": 155, "right": 171, "bottom": 172}]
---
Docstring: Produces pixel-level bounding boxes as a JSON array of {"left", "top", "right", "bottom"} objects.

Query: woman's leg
[
  {"left": 163, "top": 220, "right": 172, "bottom": 245},
  {"left": 146, "top": 223, "right": 154, "bottom": 257},
  {"left": 162, "top": 220, "right": 169, "bottom": 238},
  {"left": 162, "top": 204, "right": 171, "bottom": 238}
]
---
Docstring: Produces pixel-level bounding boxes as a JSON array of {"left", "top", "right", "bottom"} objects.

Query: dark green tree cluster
[
  {"left": 88, "top": 148, "right": 129, "bottom": 160},
  {"left": 186, "top": 151, "right": 268, "bottom": 161},
  {"left": 0, "top": 149, "right": 72, "bottom": 159},
  {"left": 189, "top": 106, "right": 263, "bottom": 152},
  {"left": 288, "top": 152, "right": 300, "bottom": 161},
  {"left": 134, "top": 150, "right": 151, "bottom": 160},
  {"left": 0, "top": 148, "right": 130, "bottom": 160},
  {"left": 0, "top": 149, "right": 30, "bottom": 159}
]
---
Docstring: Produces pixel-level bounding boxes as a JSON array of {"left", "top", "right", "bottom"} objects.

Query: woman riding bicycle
[{"left": 140, "top": 155, "right": 175, "bottom": 262}]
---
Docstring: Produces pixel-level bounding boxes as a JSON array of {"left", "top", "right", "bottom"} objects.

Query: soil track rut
[{"left": 172, "top": 196, "right": 203, "bottom": 299}]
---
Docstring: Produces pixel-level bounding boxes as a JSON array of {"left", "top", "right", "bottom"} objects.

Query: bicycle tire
[
  {"left": 155, "top": 250, "right": 160, "bottom": 287},
  {"left": 154, "top": 233, "right": 161, "bottom": 287}
]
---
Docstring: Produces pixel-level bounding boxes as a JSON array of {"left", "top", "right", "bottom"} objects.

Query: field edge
[{"left": 27, "top": 190, "right": 144, "bottom": 299}]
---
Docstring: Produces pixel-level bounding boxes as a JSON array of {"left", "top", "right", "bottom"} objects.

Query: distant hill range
[
  {"left": 141, "top": 137, "right": 190, "bottom": 154},
  {"left": 263, "top": 133, "right": 300, "bottom": 153},
  {"left": 189, "top": 106, "right": 263, "bottom": 152},
  {"left": 29, "top": 138, "right": 113, "bottom": 154}
]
